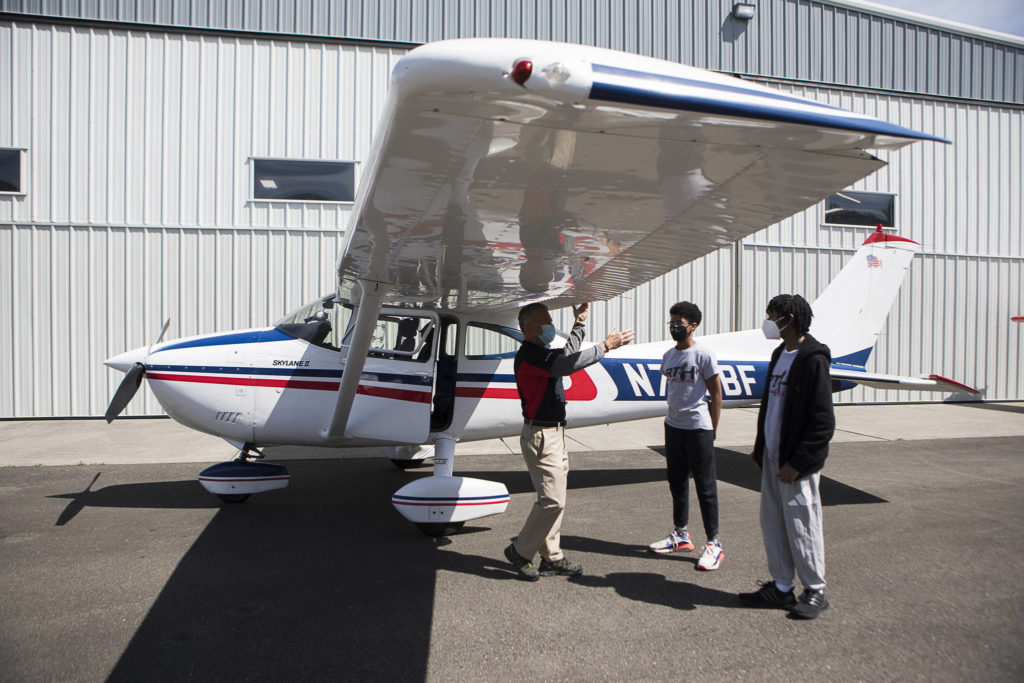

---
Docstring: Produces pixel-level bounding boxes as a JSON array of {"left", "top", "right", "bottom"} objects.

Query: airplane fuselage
[{"left": 126, "top": 313, "right": 797, "bottom": 450}]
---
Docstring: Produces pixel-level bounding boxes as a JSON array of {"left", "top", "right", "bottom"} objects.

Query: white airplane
[{"left": 104, "top": 39, "right": 975, "bottom": 536}]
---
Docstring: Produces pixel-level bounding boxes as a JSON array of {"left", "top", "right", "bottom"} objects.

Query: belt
[{"left": 524, "top": 419, "right": 566, "bottom": 428}]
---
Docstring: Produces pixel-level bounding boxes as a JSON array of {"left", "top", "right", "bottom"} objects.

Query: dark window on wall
[
  {"left": 252, "top": 159, "right": 355, "bottom": 202},
  {"left": 824, "top": 191, "right": 895, "bottom": 227},
  {"left": 0, "top": 149, "right": 21, "bottom": 193}
]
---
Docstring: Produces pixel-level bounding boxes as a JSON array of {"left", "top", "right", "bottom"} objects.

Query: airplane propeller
[
  {"left": 104, "top": 319, "right": 170, "bottom": 423},
  {"left": 104, "top": 363, "right": 147, "bottom": 423}
]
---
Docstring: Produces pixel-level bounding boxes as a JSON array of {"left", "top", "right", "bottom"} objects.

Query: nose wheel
[
  {"left": 416, "top": 521, "right": 465, "bottom": 537},
  {"left": 218, "top": 493, "right": 251, "bottom": 504}
]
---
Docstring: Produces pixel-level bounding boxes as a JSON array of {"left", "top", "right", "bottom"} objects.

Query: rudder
[{"left": 809, "top": 227, "right": 919, "bottom": 364}]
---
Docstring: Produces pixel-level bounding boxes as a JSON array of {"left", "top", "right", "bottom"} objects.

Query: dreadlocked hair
[{"left": 766, "top": 294, "right": 813, "bottom": 335}]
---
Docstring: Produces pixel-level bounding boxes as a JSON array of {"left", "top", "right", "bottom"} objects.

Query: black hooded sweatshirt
[{"left": 752, "top": 334, "right": 836, "bottom": 478}]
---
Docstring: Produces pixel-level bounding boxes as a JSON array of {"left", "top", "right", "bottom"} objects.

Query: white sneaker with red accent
[
  {"left": 648, "top": 529, "right": 694, "bottom": 554},
  {"left": 696, "top": 540, "right": 724, "bottom": 570}
]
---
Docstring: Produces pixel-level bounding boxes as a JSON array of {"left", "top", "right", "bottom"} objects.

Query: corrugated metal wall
[
  {"left": 0, "top": 20, "right": 405, "bottom": 416},
  {"left": 3, "top": 0, "right": 1022, "bottom": 103},
  {"left": 0, "top": 225, "right": 345, "bottom": 415},
  {"left": 1, "top": 3, "right": 1022, "bottom": 417}
]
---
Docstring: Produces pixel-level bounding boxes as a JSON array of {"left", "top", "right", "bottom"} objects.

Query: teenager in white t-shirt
[
  {"left": 647, "top": 301, "right": 724, "bottom": 571},
  {"left": 739, "top": 294, "right": 836, "bottom": 619}
]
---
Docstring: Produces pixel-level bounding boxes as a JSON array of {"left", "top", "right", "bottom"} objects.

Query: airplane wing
[
  {"left": 830, "top": 367, "right": 979, "bottom": 394},
  {"left": 337, "top": 38, "right": 946, "bottom": 313}
]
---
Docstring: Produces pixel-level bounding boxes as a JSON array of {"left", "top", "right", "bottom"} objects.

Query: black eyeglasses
[{"left": 667, "top": 321, "right": 691, "bottom": 328}]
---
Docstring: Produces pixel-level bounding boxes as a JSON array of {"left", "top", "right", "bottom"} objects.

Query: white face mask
[{"left": 761, "top": 317, "right": 788, "bottom": 340}]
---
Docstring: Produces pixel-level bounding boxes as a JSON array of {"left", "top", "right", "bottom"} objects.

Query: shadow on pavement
[
  {"left": 561, "top": 536, "right": 740, "bottom": 610},
  {"left": 103, "top": 459, "right": 444, "bottom": 681},
  {"left": 571, "top": 572, "right": 744, "bottom": 611},
  {"left": 646, "top": 447, "right": 888, "bottom": 506},
  {"left": 49, "top": 474, "right": 220, "bottom": 525},
  {"left": 952, "top": 401, "right": 1024, "bottom": 415},
  {"left": 53, "top": 451, "right": 882, "bottom": 679}
]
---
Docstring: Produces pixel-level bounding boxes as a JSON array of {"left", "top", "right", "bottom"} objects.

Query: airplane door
[
  {"left": 430, "top": 316, "right": 459, "bottom": 432},
  {"left": 345, "top": 309, "right": 438, "bottom": 444}
]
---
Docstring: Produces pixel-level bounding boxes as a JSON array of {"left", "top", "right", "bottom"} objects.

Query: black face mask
[{"left": 670, "top": 327, "right": 689, "bottom": 342}]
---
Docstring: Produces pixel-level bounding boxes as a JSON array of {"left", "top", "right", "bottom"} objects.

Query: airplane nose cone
[{"left": 104, "top": 346, "right": 148, "bottom": 373}]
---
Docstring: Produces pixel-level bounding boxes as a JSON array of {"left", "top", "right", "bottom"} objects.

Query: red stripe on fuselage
[
  {"left": 356, "top": 384, "right": 432, "bottom": 404},
  {"left": 456, "top": 369, "right": 597, "bottom": 401},
  {"left": 147, "top": 373, "right": 339, "bottom": 391},
  {"left": 456, "top": 386, "right": 520, "bottom": 399},
  {"left": 147, "top": 373, "right": 430, "bottom": 403},
  {"left": 391, "top": 499, "right": 509, "bottom": 507}
]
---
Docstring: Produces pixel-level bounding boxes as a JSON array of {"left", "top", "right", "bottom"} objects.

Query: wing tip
[{"left": 926, "top": 374, "right": 980, "bottom": 394}]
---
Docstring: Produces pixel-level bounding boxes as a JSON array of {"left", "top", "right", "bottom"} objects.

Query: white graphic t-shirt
[
  {"left": 764, "top": 348, "right": 798, "bottom": 461},
  {"left": 661, "top": 343, "right": 719, "bottom": 430}
]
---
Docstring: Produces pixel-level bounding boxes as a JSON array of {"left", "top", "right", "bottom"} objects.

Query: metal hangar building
[{"left": 0, "top": 0, "right": 1021, "bottom": 417}]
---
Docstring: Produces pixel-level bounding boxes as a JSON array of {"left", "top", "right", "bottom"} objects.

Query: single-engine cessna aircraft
[{"left": 104, "top": 39, "right": 975, "bottom": 535}]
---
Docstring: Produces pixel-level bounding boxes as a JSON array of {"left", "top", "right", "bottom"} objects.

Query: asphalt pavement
[{"left": 1, "top": 402, "right": 1023, "bottom": 681}]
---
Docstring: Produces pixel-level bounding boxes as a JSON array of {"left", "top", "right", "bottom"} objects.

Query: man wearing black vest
[{"left": 503, "top": 302, "right": 633, "bottom": 580}]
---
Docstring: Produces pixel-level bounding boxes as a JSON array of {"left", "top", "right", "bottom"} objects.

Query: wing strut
[{"left": 320, "top": 279, "right": 388, "bottom": 439}]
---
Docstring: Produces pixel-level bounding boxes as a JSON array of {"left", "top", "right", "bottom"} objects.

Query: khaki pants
[{"left": 513, "top": 424, "right": 568, "bottom": 562}]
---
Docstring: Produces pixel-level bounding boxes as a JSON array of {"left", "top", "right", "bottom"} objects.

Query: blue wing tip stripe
[{"left": 588, "top": 64, "right": 948, "bottom": 144}]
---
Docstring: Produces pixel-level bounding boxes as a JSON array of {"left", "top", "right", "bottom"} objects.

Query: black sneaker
[
  {"left": 738, "top": 580, "right": 797, "bottom": 609},
  {"left": 504, "top": 543, "right": 540, "bottom": 581},
  {"left": 539, "top": 556, "right": 583, "bottom": 577},
  {"left": 791, "top": 589, "right": 830, "bottom": 619}
]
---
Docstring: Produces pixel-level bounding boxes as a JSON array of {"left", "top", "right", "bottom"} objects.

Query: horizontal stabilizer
[{"left": 830, "top": 367, "right": 979, "bottom": 394}]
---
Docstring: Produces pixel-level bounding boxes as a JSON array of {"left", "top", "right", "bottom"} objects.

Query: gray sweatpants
[{"left": 760, "top": 456, "right": 826, "bottom": 591}]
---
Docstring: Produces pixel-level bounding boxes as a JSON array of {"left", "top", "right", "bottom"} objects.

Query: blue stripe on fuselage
[
  {"left": 602, "top": 358, "right": 768, "bottom": 402},
  {"left": 144, "top": 364, "right": 432, "bottom": 386},
  {"left": 155, "top": 329, "right": 292, "bottom": 352}
]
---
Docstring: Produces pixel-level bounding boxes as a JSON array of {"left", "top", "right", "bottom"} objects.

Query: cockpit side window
[
  {"left": 463, "top": 322, "right": 523, "bottom": 359},
  {"left": 335, "top": 313, "right": 435, "bottom": 362}
]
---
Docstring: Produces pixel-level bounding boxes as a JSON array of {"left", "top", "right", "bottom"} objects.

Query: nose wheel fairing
[{"left": 198, "top": 460, "right": 290, "bottom": 502}]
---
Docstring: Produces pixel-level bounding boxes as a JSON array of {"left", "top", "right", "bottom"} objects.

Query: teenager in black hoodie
[{"left": 739, "top": 294, "right": 836, "bottom": 619}]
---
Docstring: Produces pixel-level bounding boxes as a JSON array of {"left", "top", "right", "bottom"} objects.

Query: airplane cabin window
[
  {"left": 362, "top": 314, "right": 435, "bottom": 362},
  {"left": 0, "top": 149, "right": 22, "bottom": 193},
  {"left": 251, "top": 158, "right": 355, "bottom": 202},
  {"left": 464, "top": 322, "right": 523, "bottom": 359},
  {"left": 824, "top": 191, "right": 895, "bottom": 227}
]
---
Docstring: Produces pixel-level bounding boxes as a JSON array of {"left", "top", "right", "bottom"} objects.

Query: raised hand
[
  {"left": 573, "top": 302, "right": 590, "bottom": 324},
  {"left": 604, "top": 328, "right": 635, "bottom": 350}
]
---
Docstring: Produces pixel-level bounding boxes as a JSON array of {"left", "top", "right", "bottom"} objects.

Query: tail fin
[{"left": 810, "top": 227, "right": 919, "bottom": 365}]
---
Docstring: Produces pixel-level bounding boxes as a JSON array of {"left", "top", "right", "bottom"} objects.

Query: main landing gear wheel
[
  {"left": 217, "top": 493, "right": 251, "bottom": 504},
  {"left": 415, "top": 521, "right": 465, "bottom": 537},
  {"left": 391, "top": 458, "right": 432, "bottom": 470}
]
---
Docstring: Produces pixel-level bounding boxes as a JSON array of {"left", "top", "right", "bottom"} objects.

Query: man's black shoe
[
  {"left": 791, "top": 589, "right": 830, "bottom": 619},
  {"left": 738, "top": 580, "right": 797, "bottom": 609},
  {"left": 539, "top": 556, "right": 583, "bottom": 577},
  {"left": 504, "top": 543, "right": 540, "bottom": 581}
]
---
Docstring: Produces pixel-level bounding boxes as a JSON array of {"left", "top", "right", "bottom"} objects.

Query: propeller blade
[{"left": 104, "top": 363, "right": 146, "bottom": 423}]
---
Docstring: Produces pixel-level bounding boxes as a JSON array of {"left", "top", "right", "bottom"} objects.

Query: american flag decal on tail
[{"left": 866, "top": 254, "right": 882, "bottom": 268}]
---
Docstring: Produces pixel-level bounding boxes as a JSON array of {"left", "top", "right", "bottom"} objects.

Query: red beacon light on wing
[{"left": 511, "top": 59, "right": 533, "bottom": 85}]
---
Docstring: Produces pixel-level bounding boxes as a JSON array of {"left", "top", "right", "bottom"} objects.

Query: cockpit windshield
[
  {"left": 275, "top": 295, "right": 353, "bottom": 350},
  {"left": 274, "top": 296, "right": 435, "bottom": 362}
]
